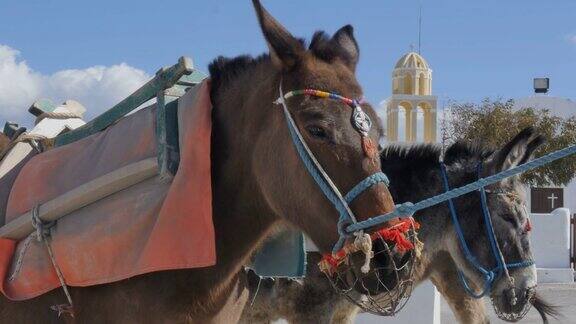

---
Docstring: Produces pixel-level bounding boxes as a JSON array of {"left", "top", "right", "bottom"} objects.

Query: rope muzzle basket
[{"left": 319, "top": 218, "right": 421, "bottom": 315}]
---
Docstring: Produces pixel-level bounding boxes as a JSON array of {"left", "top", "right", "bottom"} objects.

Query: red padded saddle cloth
[{"left": 0, "top": 81, "right": 215, "bottom": 300}]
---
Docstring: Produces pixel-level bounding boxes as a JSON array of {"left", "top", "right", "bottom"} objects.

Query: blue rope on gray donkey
[
  {"left": 347, "top": 143, "right": 576, "bottom": 233},
  {"left": 443, "top": 163, "right": 534, "bottom": 300}
]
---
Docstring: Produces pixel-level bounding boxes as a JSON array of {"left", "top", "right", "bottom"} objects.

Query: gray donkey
[{"left": 241, "top": 128, "right": 559, "bottom": 324}]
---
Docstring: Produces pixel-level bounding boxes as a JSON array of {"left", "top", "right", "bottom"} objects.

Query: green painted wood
[
  {"left": 177, "top": 70, "right": 207, "bottom": 86},
  {"left": 54, "top": 57, "right": 194, "bottom": 147},
  {"left": 156, "top": 94, "right": 182, "bottom": 178},
  {"left": 28, "top": 99, "right": 57, "bottom": 117},
  {"left": 164, "top": 99, "right": 180, "bottom": 174},
  {"left": 168, "top": 71, "right": 208, "bottom": 97},
  {"left": 162, "top": 72, "right": 207, "bottom": 176},
  {"left": 177, "top": 71, "right": 207, "bottom": 85},
  {"left": 164, "top": 85, "right": 188, "bottom": 98},
  {"left": 156, "top": 92, "right": 169, "bottom": 179}
]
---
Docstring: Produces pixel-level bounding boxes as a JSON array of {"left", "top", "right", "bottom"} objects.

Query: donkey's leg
[
  {"left": 238, "top": 294, "right": 275, "bottom": 324},
  {"left": 430, "top": 271, "right": 490, "bottom": 324},
  {"left": 330, "top": 299, "right": 360, "bottom": 324},
  {"left": 238, "top": 274, "right": 275, "bottom": 324},
  {"left": 287, "top": 311, "right": 332, "bottom": 324},
  {"left": 281, "top": 280, "right": 340, "bottom": 324}
]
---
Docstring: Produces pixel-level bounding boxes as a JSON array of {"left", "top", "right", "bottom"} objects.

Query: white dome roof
[
  {"left": 394, "top": 52, "right": 430, "bottom": 70},
  {"left": 514, "top": 96, "right": 576, "bottom": 119}
]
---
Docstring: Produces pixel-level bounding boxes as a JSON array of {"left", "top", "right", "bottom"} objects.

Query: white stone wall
[
  {"left": 564, "top": 179, "right": 576, "bottom": 214},
  {"left": 530, "top": 208, "right": 574, "bottom": 283},
  {"left": 515, "top": 95, "right": 576, "bottom": 216}
]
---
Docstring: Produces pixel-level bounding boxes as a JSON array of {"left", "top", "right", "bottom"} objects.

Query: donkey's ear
[
  {"left": 252, "top": 0, "right": 304, "bottom": 70},
  {"left": 487, "top": 127, "right": 538, "bottom": 172},
  {"left": 330, "top": 25, "right": 360, "bottom": 71},
  {"left": 518, "top": 133, "right": 545, "bottom": 166}
]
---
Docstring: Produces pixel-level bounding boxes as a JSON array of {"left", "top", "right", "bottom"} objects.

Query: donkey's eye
[
  {"left": 501, "top": 214, "right": 517, "bottom": 226},
  {"left": 306, "top": 125, "right": 329, "bottom": 140}
]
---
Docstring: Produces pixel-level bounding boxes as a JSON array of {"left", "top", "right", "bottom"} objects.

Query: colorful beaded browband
[
  {"left": 275, "top": 88, "right": 376, "bottom": 158},
  {"left": 281, "top": 89, "right": 358, "bottom": 106}
]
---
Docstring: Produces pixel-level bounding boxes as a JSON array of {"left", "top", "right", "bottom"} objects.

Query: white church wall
[
  {"left": 515, "top": 95, "right": 576, "bottom": 218},
  {"left": 564, "top": 178, "right": 576, "bottom": 213},
  {"left": 531, "top": 210, "right": 570, "bottom": 268},
  {"left": 530, "top": 208, "right": 574, "bottom": 283}
]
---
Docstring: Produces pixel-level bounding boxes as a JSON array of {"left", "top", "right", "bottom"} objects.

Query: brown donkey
[
  {"left": 0, "top": 1, "right": 400, "bottom": 323},
  {"left": 241, "top": 129, "right": 559, "bottom": 324},
  {"left": 0, "top": 133, "right": 9, "bottom": 153}
]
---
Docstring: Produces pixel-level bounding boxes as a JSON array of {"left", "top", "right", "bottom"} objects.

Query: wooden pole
[
  {"left": 54, "top": 57, "right": 194, "bottom": 147},
  {"left": 0, "top": 158, "right": 158, "bottom": 240}
]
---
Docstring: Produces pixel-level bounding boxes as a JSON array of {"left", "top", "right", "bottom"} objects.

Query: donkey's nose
[{"left": 349, "top": 182, "right": 395, "bottom": 224}]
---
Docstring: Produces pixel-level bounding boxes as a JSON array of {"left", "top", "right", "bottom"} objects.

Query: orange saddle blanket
[{"left": 0, "top": 81, "right": 215, "bottom": 300}]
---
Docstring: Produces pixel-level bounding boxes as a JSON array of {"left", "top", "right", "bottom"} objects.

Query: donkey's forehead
[
  {"left": 490, "top": 190, "right": 524, "bottom": 205},
  {"left": 488, "top": 183, "right": 527, "bottom": 213},
  {"left": 494, "top": 176, "right": 526, "bottom": 196},
  {"left": 295, "top": 55, "right": 363, "bottom": 98}
]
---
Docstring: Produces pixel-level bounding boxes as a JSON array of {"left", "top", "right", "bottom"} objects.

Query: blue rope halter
[
  {"left": 440, "top": 162, "right": 534, "bottom": 298},
  {"left": 346, "top": 143, "right": 576, "bottom": 233},
  {"left": 274, "top": 81, "right": 390, "bottom": 253},
  {"left": 273, "top": 76, "right": 576, "bottom": 259}
]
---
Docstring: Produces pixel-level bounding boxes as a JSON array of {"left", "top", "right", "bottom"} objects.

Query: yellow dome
[{"left": 394, "top": 52, "right": 430, "bottom": 70}]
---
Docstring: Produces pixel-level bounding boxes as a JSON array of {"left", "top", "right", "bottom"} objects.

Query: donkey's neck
[
  {"left": 384, "top": 163, "right": 453, "bottom": 281},
  {"left": 412, "top": 205, "right": 453, "bottom": 281},
  {"left": 204, "top": 62, "right": 281, "bottom": 302}
]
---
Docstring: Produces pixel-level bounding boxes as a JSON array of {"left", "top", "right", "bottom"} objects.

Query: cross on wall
[
  {"left": 530, "top": 187, "right": 564, "bottom": 214},
  {"left": 547, "top": 193, "right": 558, "bottom": 210}
]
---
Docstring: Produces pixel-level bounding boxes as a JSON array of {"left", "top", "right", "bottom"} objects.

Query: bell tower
[{"left": 385, "top": 52, "right": 437, "bottom": 143}]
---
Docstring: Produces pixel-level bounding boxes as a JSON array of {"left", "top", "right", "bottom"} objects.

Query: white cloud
[
  {"left": 567, "top": 34, "right": 576, "bottom": 45},
  {"left": 0, "top": 44, "right": 150, "bottom": 125},
  {"left": 0, "top": 46, "right": 42, "bottom": 122}
]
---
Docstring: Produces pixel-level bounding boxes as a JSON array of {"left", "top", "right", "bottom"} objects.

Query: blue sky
[{"left": 0, "top": 0, "right": 575, "bottom": 122}]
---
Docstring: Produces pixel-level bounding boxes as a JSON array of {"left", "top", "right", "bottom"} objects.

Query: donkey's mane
[
  {"left": 208, "top": 54, "right": 271, "bottom": 98},
  {"left": 381, "top": 142, "right": 496, "bottom": 221},
  {"left": 208, "top": 29, "right": 352, "bottom": 98},
  {"left": 381, "top": 141, "right": 494, "bottom": 171}
]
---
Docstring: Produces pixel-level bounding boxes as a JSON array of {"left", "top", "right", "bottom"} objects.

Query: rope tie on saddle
[
  {"left": 35, "top": 111, "right": 83, "bottom": 125},
  {"left": 440, "top": 162, "right": 533, "bottom": 301},
  {"left": 0, "top": 111, "right": 81, "bottom": 160},
  {"left": 31, "top": 205, "right": 75, "bottom": 318},
  {"left": 274, "top": 80, "right": 416, "bottom": 275},
  {"left": 0, "top": 133, "right": 51, "bottom": 161}
]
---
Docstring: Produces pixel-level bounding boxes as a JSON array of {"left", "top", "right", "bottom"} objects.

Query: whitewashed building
[
  {"left": 513, "top": 92, "right": 576, "bottom": 283},
  {"left": 514, "top": 95, "right": 576, "bottom": 214}
]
